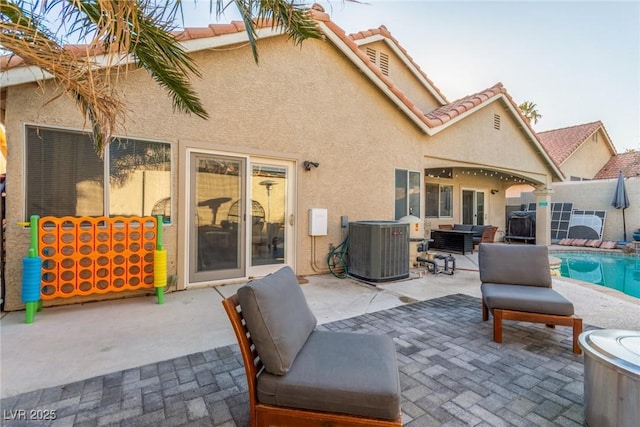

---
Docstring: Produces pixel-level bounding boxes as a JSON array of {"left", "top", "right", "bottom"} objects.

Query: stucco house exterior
[{"left": 1, "top": 6, "right": 564, "bottom": 310}]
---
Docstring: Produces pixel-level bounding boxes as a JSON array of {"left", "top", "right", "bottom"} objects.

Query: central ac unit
[{"left": 348, "top": 221, "right": 409, "bottom": 282}]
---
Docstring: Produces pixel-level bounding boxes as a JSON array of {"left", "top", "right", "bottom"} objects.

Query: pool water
[{"left": 553, "top": 251, "right": 640, "bottom": 299}]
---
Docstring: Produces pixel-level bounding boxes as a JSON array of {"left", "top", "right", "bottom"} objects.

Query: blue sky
[{"left": 181, "top": 1, "right": 640, "bottom": 152}]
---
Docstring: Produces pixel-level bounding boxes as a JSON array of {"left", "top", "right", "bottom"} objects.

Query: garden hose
[{"left": 327, "top": 236, "right": 349, "bottom": 278}]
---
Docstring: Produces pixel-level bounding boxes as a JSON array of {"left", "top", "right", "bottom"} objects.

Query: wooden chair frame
[
  {"left": 482, "top": 300, "right": 583, "bottom": 354},
  {"left": 474, "top": 226, "right": 498, "bottom": 249},
  {"left": 222, "top": 294, "right": 403, "bottom": 427}
]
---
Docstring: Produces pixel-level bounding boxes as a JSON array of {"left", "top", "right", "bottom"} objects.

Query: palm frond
[
  {"left": 2, "top": 0, "right": 328, "bottom": 154},
  {"left": 0, "top": 0, "right": 125, "bottom": 155},
  {"left": 228, "top": 0, "right": 323, "bottom": 63},
  {"left": 76, "top": 0, "right": 208, "bottom": 119}
]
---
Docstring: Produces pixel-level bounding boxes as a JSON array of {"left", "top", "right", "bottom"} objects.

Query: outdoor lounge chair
[
  {"left": 478, "top": 244, "right": 583, "bottom": 354},
  {"left": 221, "top": 266, "right": 402, "bottom": 427},
  {"left": 473, "top": 225, "right": 498, "bottom": 249}
]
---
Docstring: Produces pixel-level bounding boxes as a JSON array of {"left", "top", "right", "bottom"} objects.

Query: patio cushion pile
[{"left": 557, "top": 239, "right": 618, "bottom": 249}]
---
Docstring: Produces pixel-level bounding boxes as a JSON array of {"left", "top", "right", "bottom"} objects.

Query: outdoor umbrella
[{"left": 611, "top": 171, "right": 630, "bottom": 241}]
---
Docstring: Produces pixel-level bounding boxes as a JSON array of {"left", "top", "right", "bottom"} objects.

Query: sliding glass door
[
  {"left": 190, "top": 153, "right": 245, "bottom": 282},
  {"left": 188, "top": 153, "right": 295, "bottom": 283}
]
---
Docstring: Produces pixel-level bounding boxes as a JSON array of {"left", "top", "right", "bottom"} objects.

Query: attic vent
[
  {"left": 379, "top": 52, "right": 389, "bottom": 76},
  {"left": 592, "top": 133, "right": 598, "bottom": 142},
  {"left": 366, "top": 47, "right": 376, "bottom": 64},
  {"left": 493, "top": 114, "right": 501, "bottom": 130}
]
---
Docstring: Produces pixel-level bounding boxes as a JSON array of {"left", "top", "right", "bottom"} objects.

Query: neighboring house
[
  {"left": 594, "top": 151, "right": 640, "bottom": 179},
  {"left": 507, "top": 120, "right": 634, "bottom": 197},
  {"left": 507, "top": 121, "right": 640, "bottom": 242},
  {"left": 1, "top": 6, "right": 563, "bottom": 310},
  {"left": 538, "top": 121, "right": 617, "bottom": 181}
]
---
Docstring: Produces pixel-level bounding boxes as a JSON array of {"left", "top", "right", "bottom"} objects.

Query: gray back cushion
[
  {"left": 479, "top": 244, "right": 552, "bottom": 287},
  {"left": 237, "top": 266, "right": 317, "bottom": 375},
  {"left": 453, "top": 224, "right": 473, "bottom": 231}
]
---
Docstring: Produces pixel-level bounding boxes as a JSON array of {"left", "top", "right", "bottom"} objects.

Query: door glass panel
[
  {"left": 251, "top": 164, "right": 287, "bottom": 266},
  {"left": 394, "top": 169, "right": 408, "bottom": 219},
  {"left": 191, "top": 154, "right": 243, "bottom": 281},
  {"left": 462, "top": 190, "right": 474, "bottom": 224},
  {"left": 476, "top": 192, "right": 485, "bottom": 225},
  {"left": 409, "top": 171, "right": 421, "bottom": 217}
]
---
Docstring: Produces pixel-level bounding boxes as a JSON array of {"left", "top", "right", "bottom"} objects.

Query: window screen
[
  {"left": 395, "top": 169, "right": 421, "bottom": 219},
  {"left": 26, "top": 126, "right": 104, "bottom": 217},
  {"left": 109, "top": 139, "right": 171, "bottom": 220},
  {"left": 25, "top": 126, "right": 171, "bottom": 221},
  {"left": 426, "top": 183, "right": 452, "bottom": 218},
  {"left": 425, "top": 184, "right": 438, "bottom": 218}
]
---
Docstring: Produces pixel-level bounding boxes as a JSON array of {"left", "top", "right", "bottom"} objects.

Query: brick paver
[{"left": 1, "top": 294, "right": 587, "bottom": 426}]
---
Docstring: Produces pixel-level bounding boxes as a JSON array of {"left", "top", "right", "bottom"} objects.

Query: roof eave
[
  {"left": 352, "top": 35, "right": 448, "bottom": 105},
  {"left": 319, "top": 21, "right": 437, "bottom": 136},
  {"left": 180, "top": 26, "right": 284, "bottom": 54},
  {"left": 501, "top": 97, "right": 565, "bottom": 182},
  {"left": 0, "top": 27, "right": 284, "bottom": 89}
]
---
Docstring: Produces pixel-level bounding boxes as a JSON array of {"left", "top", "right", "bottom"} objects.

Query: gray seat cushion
[
  {"left": 238, "top": 266, "right": 317, "bottom": 375},
  {"left": 481, "top": 283, "right": 575, "bottom": 316},
  {"left": 479, "top": 244, "right": 552, "bottom": 287},
  {"left": 257, "top": 330, "right": 401, "bottom": 420}
]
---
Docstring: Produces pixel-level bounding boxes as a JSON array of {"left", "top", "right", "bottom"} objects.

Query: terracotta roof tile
[
  {"left": 0, "top": 55, "right": 25, "bottom": 70},
  {"left": 2, "top": 19, "right": 272, "bottom": 68},
  {"left": 0, "top": 4, "right": 564, "bottom": 180},
  {"left": 426, "top": 83, "right": 505, "bottom": 123},
  {"left": 537, "top": 121, "right": 603, "bottom": 164},
  {"left": 593, "top": 151, "right": 640, "bottom": 179}
]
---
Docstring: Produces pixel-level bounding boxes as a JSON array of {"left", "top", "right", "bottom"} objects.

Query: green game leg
[
  {"left": 37, "top": 299, "right": 43, "bottom": 312},
  {"left": 25, "top": 301, "right": 37, "bottom": 323},
  {"left": 156, "top": 287, "right": 165, "bottom": 305}
]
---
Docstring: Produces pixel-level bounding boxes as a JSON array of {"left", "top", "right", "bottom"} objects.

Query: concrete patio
[{"left": 1, "top": 250, "right": 639, "bottom": 425}]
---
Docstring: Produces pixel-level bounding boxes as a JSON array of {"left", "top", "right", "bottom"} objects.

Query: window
[
  {"left": 425, "top": 183, "right": 453, "bottom": 218},
  {"left": 395, "top": 169, "right": 421, "bottom": 219},
  {"left": 26, "top": 126, "right": 171, "bottom": 221}
]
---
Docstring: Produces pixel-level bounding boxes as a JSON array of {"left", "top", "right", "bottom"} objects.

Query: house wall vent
[
  {"left": 493, "top": 114, "right": 501, "bottom": 130},
  {"left": 379, "top": 52, "right": 390, "bottom": 76},
  {"left": 348, "top": 221, "right": 409, "bottom": 282},
  {"left": 366, "top": 47, "right": 376, "bottom": 64}
]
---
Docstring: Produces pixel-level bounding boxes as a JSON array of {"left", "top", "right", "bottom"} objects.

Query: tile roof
[
  {"left": 0, "top": 7, "right": 508, "bottom": 133},
  {"left": 0, "top": 3, "right": 563, "bottom": 180},
  {"left": 426, "top": 83, "right": 506, "bottom": 125},
  {"left": 537, "top": 121, "right": 606, "bottom": 164},
  {"left": 347, "top": 26, "right": 449, "bottom": 104},
  {"left": 593, "top": 151, "right": 640, "bottom": 179},
  {"left": 0, "top": 19, "right": 270, "bottom": 71}
]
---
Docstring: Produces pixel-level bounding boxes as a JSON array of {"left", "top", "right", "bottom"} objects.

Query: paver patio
[{"left": 1, "top": 294, "right": 589, "bottom": 426}]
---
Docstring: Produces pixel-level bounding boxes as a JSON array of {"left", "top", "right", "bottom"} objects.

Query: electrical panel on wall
[{"left": 309, "top": 208, "right": 328, "bottom": 236}]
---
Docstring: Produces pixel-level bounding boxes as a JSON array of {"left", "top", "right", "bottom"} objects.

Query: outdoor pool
[{"left": 553, "top": 251, "right": 640, "bottom": 299}]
